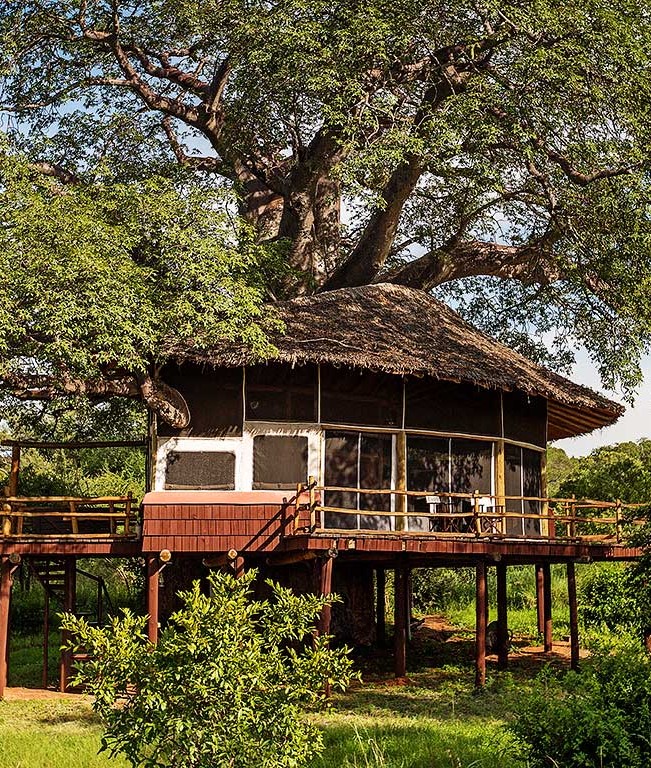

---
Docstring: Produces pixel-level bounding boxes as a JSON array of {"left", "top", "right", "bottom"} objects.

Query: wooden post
[
  {"left": 42, "top": 589, "right": 50, "bottom": 689},
  {"left": 542, "top": 562, "right": 553, "bottom": 653},
  {"left": 147, "top": 556, "right": 160, "bottom": 645},
  {"left": 496, "top": 562, "right": 508, "bottom": 670},
  {"left": 394, "top": 565, "right": 408, "bottom": 678},
  {"left": 567, "top": 562, "right": 579, "bottom": 671},
  {"left": 0, "top": 558, "right": 13, "bottom": 698},
  {"left": 8, "top": 446, "right": 20, "bottom": 497},
  {"left": 475, "top": 561, "right": 487, "bottom": 688},
  {"left": 615, "top": 499, "right": 623, "bottom": 543},
  {"left": 59, "top": 558, "right": 76, "bottom": 693},
  {"left": 495, "top": 440, "right": 506, "bottom": 534},
  {"left": 473, "top": 490, "right": 481, "bottom": 536},
  {"left": 395, "top": 432, "right": 407, "bottom": 531},
  {"left": 233, "top": 556, "right": 245, "bottom": 579},
  {"left": 317, "top": 555, "right": 334, "bottom": 636},
  {"left": 376, "top": 568, "right": 386, "bottom": 646},
  {"left": 535, "top": 563, "right": 545, "bottom": 636}
]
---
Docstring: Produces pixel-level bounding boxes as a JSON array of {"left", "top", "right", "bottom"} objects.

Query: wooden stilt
[
  {"left": 59, "top": 558, "right": 76, "bottom": 693},
  {"left": 42, "top": 590, "right": 50, "bottom": 689},
  {"left": 475, "top": 561, "right": 487, "bottom": 688},
  {"left": 376, "top": 568, "right": 386, "bottom": 646},
  {"left": 542, "top": 562, "right": 553, "bottom": 653},
  {"left": 0, "top": 559, "right": 13, "bottom": 699},
  {"left": 147, "top": 556, "right": 160, "bottom": 645},
  {"left": 406, "top": 567, "right": 413, "bottom": 641},
  {"left": 496, "top": 562, "right": 508, "bottom": 671},
  {"left": 317, "top": 555, "right": 334, "bottom": 637},
  {"left": 394, "top": 565, "right": 408, "bottom": 678},
  {"left": 567, "top": 562, "right": 579, "bottom": 670},
  {"left": 535, "top": 564, "right": 545, "bottom": 636},
  {"left": 233, "top": 556, "right": 245, "bottom": 579}
]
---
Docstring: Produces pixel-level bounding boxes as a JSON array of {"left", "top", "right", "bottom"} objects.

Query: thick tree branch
[
  {"left": 379, "top": 238, "right": 561, "bottom": 290},
  {"left": 0, "top": 370, "right": 190, "bottom": 428}
]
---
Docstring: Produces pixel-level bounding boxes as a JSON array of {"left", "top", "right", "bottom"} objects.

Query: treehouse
[{"left": 0, "top": 283, "right": 646, "bottom": 694}]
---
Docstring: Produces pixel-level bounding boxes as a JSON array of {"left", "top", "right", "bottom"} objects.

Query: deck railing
[
  {"left": 291, "top": 481, "right": 649, "bottom": 544},
  {"left": 1, "top": 493, "right": 137, "bottom": 539}
]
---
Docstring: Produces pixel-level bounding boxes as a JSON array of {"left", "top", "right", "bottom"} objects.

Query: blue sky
[{"left": 555, "top": 351, "right": 651, "bottom": 456}]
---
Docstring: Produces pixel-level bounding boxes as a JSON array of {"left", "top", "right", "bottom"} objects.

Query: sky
[{"left": 555, "top": 351, "right": 651, "bottom": 457}]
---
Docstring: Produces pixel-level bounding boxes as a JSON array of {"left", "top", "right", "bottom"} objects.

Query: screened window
[
  {"left": 320, "top": 368, "right": 402, "bottom": 427},
  {"left": 165, "top": 451, "right": 235, "bottom": 490},
  {"left": 505, "top": 445, "right": 542, "bottom": 536},
  {"left": 405, "top": 379, "right": 501, "bottom": 436},
  {"left": 158, "top": 364, "right": 243, "bottom": 437},
  {"left": 252, "top": 435, "right": 308, "bottom": 490},
  {"left": 246, "top": 363, "right": 316, "bottom": 422},
  {"left": 406, "top": 437, "right": 493, "bottom": 532},
  {"left": 323, "top": 431, "right": 393, "bottom": 530}
]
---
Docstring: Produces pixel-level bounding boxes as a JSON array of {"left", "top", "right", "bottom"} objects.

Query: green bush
[
  {"left": 511, "top": 640, "right": 651, "bottom": 767},
  {"left": 62, "top": 569, "right": 357, "bottom": 768},
  {"left": 580, "top": 563, "right": 640, "bottom": 633}
]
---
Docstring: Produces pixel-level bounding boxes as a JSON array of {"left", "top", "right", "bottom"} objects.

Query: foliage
[
  {"left": 579, "top": 563, "right": 641, "bottom": 633},
  {"left": 62, "top": 569, "right": 357, "bottom": 768},
  {"left": 546, "top": 446, "right": 579, "bottom": 497},
  {"left": 2, "top": 2, "right": 651, "bottom": 390},
  {"left": 557, "top": 440, "right": 651, "bottom": 503},
  {"left": 0, "top": 148, "right": 282, "bottom": 422},
  {"left": 511, "top": 639, "right": 651, "bottom": 768}
]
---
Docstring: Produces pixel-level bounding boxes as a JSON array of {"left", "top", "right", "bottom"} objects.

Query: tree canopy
[{"left": 2, "top": 1, "right": 651, "bottom": 422}]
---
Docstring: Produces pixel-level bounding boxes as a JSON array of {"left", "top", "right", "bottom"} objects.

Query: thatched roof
[{"left": 180, "top": 283, "right": 623, "bottom": 440}]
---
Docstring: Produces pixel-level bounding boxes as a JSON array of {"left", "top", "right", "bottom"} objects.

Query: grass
[
  {"left": 0, "top": 667, "right": 526, "bottom": 768},
  {"left": 0, "top": 698, "right": 126, "bottom": 768}
]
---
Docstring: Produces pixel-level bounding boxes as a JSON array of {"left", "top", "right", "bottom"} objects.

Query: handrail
[
  {"left": 1, "top": 493, "right": 137, "bottom": 539},
  {"left": 294, "top": 485, "right": 650, "bottom": 544}
]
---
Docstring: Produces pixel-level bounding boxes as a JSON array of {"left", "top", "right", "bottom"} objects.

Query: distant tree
[
  {"left": 2, "top": 1, "right": 651, "bottom": 422},
  {"left": 62, "top": 569, "right": 356, "bottom": 768},
  {"left": 557, "top": 440, "right": 651, "bottom": 503},
  {"left": 546, "top": 446, "right": 579, "bottom": 497}
]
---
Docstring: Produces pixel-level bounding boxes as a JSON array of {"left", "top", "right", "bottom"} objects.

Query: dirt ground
[{"left": 3, "top": 613, "right": 585, "bottom": 700}]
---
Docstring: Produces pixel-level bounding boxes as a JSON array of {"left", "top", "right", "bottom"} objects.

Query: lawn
[{"left": 0, "top": 666, "right": 526, "bottom": 768}]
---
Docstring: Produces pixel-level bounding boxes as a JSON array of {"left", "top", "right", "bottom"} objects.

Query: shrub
[
  {"left": 62, "top": 569, "right": 357, "bottom": 768},
  {"left": 580, "top": 563, "right": 640, "bottom": 633},
  {"left": 511, "top": 640, "right": 651, "bottom": 767}
]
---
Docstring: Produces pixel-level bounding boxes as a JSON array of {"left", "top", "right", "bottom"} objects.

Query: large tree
[{"left": 2, "top": 0, "right": 651, "bottom": 424}]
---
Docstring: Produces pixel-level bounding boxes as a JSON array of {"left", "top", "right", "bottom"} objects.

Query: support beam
[
  {"left": 376, "top": 568, "right": 386, "bottom": 646},
  {"left": 233, "top": 556, "right": 245, "bottom": 579},
  {"left": 59, "top": 558, "right": 76, "bottom": 693},
  {"left": 535, "top": 564, "right": 545, "bottom": 636},
  {"left": 567, "top": 562, "right": 579, "bottom": 671},
  {"left": 394, "top": 565, "right": 408, "bottom": 678},
  {"left": 496, "top": 562, "right": 508, "bottom": 670},
  {"left": 42, "top": 590, "right": 50, "bottom": 689},
  {"left": 475, "top": 561, "right": 487, "bottom": 688},
  {"left": 317, "top": 555, "right": 334, "bottom": 637},
  {"left": 542, "top": 562, "right": 553, "bottom": 653},
  {"left": 0, "top": 559, "right": 13, "bottom": 698},
  {"left": 8, "top": 446, "right": 20, "bottom": 497},
  {"left": 147, "top": 556, "right": 160, "bottom": 645}
]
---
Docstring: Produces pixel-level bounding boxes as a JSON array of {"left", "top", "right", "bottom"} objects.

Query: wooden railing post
[
  {"left": 8, "top": 447, "right": 20, "bottom": 498},
  {"left": 615, "top": 499, "right": 622, "bottom": 543},
  {"left": 473, "top": 490, "right": 481, "bottom": 537},
  {"left": 69, "top": 500, "right": 79, "bottom": 535},
  {"left": 125, "top": 492, "right": 133, "bottom": 536},
  {"left": 308, "top": 475, "right": 316, "bottom": 530},
  {"left": 569, "top": 495, "right": 576, "bottom": 539},
  {"left": 293, "top": 483, "right": 302, "bottom": 535}
]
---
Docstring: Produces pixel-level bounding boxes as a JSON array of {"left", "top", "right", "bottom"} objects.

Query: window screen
[
  {"left": 246, "top": 364, "right": 316, "bottom": 422},
  {"left": 252, "top": 435, "right": 308, "bottom": 490},
  {"left": 503, "top": 392, "right": 547, "bottom": 447},
  {"left": 165, "top": 451, "right": 235, "bottom": 490},
  {"left": 320, "top": 367, "right": 402, "bottom": 427},
  {"left": 504, "top": 444, "right": 543, "bottom": 536},
  {"left": 406, "top": 437, "right": 493, "bottom": 532},
  {"left": 158, "top": 364, "right": 243, "bottom": 438},
  {"left": 323, "top": 431, "right": 393, "bottom": 530},
  {"left": 405, "top": 378, "right": 501, "bottom": 436}
]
